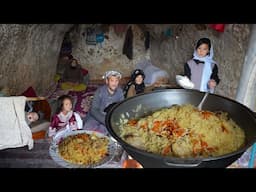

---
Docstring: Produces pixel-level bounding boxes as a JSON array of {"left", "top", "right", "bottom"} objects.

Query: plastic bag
[{"left": 136, "top": 60, "right": 169, "bottom": 85}]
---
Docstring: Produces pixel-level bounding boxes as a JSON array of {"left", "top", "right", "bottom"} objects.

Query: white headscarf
[
  {"left": 193, "top": 44, "right": 216, "bottom": 93},
  {"left": 102, "top": 70, "right": 122, "bottom": 79}
]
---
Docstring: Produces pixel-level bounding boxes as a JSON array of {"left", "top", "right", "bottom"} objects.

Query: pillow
[
  {"left": 60, "top": 82, "right": 87, "bottom": 92},
  {"left": 21, "top": 86, "right": 37, "bottom": 97}
]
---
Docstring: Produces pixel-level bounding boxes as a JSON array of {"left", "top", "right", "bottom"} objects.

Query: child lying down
[{"left": 25, "top": 96, "right": 45, "bottom": 125}]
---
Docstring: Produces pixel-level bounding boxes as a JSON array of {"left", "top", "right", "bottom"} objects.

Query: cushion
[
  {"left": 30, "top": 120, "right": 50, "bottom": 133},
  {"left": 60, "top": 82, "right": 87, "bottom": 92},
  {"left": 21, "top": 86, "right": 37, "bottom": 97}
]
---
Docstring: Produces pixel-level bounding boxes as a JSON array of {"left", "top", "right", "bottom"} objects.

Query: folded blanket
[{"left": 0, "top": 96, "right": 33, "bottom": 150}]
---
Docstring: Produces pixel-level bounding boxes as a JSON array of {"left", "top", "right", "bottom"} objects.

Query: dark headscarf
[{"left": 123, "top": 69, "right": 145, "bottom": 98}]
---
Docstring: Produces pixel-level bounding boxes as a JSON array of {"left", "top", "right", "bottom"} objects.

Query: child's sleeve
[
  {"left": 48, "top": 115, "right": 59, "bottom": 137},
  {"left": 49, "top": 115, "right": 59, "bottom": 129},
  {"left": 210, "top": 64, "right": 220, "bottom": 85},
  {"left": 74, "top": 112, "right": 83, "bottom": 129},
  {"left": 184, "top": 63, "right": 191, "bottom": 79}
]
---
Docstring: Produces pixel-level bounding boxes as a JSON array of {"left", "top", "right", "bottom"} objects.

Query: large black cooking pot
[{"left": 105, "top": 89, "right": 256, "bottom": 168}]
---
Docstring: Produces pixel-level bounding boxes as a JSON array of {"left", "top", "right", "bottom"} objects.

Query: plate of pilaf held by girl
[{"left": 49, "top": 130, "right": 118, "bottom": 168}]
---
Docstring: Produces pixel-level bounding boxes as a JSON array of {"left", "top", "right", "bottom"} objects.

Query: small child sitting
[{"left": 48, "top": 95, "right": 83, "bottom": 138}]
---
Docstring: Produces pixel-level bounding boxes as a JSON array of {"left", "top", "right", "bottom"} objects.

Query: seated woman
[
  {"left": 61, "top": 58, "right": 88, "bottom": 91},
  {"left": 123, "top": 69, "right": 159, "bottom": 98},
  {"left": 62, "top": 58, "right": 83, "bottom": 84},
  {"left": 56, "top": 54, "right": 74, "bottom": 76}
]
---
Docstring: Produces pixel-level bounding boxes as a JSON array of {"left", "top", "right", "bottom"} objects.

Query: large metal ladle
[{"left": 197, "top": 92, "right": 209, "bottom": 110}]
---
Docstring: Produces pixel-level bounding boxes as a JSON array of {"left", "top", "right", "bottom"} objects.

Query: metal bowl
[{"left": 106, "top": 89, "right": 256, "bottom": 168}]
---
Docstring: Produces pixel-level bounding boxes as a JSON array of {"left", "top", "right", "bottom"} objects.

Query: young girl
[
  {"left": 184, "top": 38, "right": 220, "bottom": 93},
  {"left": 48, "top": 95, "right": 83, "bottom": 138},
  {"left": 123, "top": 69, "right": 158, "bottom": 98}
]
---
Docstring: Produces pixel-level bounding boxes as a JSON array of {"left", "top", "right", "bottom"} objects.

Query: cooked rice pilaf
[
  {"left": 58, "top": 133, "right": 109, "bottom": 165},
  {"left": 120, "top": 104, "right": 245, "bottom": 158}
]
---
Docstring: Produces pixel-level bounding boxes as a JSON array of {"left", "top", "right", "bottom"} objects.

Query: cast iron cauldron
[{"left": 105, "top": 89, "right": 256, "bottom": 168}]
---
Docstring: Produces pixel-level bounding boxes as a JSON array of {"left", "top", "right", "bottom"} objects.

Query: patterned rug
[
  {"left": 68, "top": 85, "right": 99, "bottom": 118},
  {"left": 45, "top": 81, "right": 100, "bottom": 119}
]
